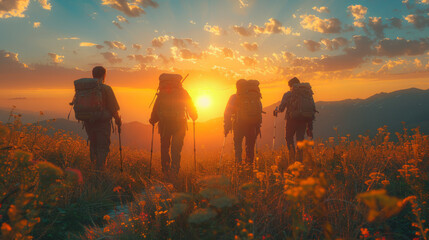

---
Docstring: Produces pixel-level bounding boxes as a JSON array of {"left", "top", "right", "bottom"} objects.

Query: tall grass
[{"left": 0, "top": 115, "right": 428, "bottom": 239}]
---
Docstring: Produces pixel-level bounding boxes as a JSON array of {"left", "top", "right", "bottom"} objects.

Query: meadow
[{"left": 0, "top": 113, "right": 428, "bottom": 240}]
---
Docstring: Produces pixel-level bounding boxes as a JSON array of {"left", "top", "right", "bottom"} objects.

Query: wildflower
[
  {"left": 113, "top": 186, "right": 123, "bottom": 193},
  {"left": 357, "top": 189, "right": 404, "bottom": 222},
  {"left": 1, "top": 223, "right": 12, "bottom": 236},
  {"left": 103, "top": 215, "right": 111, "bottom": 221},
  {"left": 188, "top": 208, "right": 217, "bottom": 224},
  {"left": 329, "top": 137, "right": 335, "bottom": 143},
  {"left": 209, "top": 196, "right": 237, "bottom": 209},
  {"left": 256, "top": 172, "right": 265, "bottom": 182},
  {"left": 270, "top": 165, "right": 278, "bottom": 172},
  {"left": 297, "top": 139, "right": 314, "bottom": 149},
  {"left": 360, "top": 228, "right": 370, "bottom": 238}
]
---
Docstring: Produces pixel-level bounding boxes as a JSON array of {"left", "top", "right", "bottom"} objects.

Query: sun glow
[{"left": 196, "top": 95, "right": 212, "bottom": 109}]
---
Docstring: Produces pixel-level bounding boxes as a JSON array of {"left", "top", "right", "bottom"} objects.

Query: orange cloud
[
  {"left": 239, "top": 56, "right": 259, "bottom": 66},
  {"left": 404, "top": 14, "right": 429, "bottom": 29},
  {"left": 101, "top": 52, "right": 122, "bottom": 64},
  {"left": 300, "top": 15, "right": 341, "bottom": 33},
  {"left": 48, "top": 53, "right": 64, "bottom": 64},
  {"left": 0, "top": 0, "right": 51, "bottom": 18},
  {"left": 303, "top": 40, "right": 321, "bottom": 52},
  {"left": 104, "top": 41, "right": 127, "bottom": 50},
  {"left": 320, "top": 37, "right": 348, "bottom": 50},
  {"left": 204, "top": 23, "right": 225, "bottom": 35},
  {"left": 33, "top": 22, "right": 41, "bottom": 28},
  {"left": 241, "top": 42, "right": 258, "bottom": 51},
  {"left": 151, "top": 35, "right": 170, "bottom": 48},
  {"left": 132, "top": 44, "right": 142, "bottom": 50},
  {"left": 312, "top": 6, "right": 330, "bottom": 13},
  {"left": 347, "top": 5, "right": 367, "bottom": 20},
  {"left": 101, "top": 0, "right": 158, "bottom": 17}
]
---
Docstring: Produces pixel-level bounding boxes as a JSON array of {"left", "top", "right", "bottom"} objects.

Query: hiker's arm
[
  {"left": 105, "top": 86, "right": 121, "bottom": 126},
  {"left": 149, "top": 97, "right": 159, "bottom": 125},
  {"left": 278, "top": 92, "right": 290, "bottom": 113},
  {"left": 185, "top": 91, "right": 198, "bottom": 121},
  {"left": 224, "top": 95, "right": 235, "bottom": 136}
]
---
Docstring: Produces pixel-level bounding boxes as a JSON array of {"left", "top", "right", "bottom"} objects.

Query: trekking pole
[
  {"left": 217, "top": 135, "right": 227, "bottom": 174},
  {"left": 272, "top": 107, "right": 278, "bottom": 150},
  {"left": 118, "top": 125, "right": 123, "bottom": 173},
  {"left": 149, "top": 123, "right": 155, "bottom": 179},
  {"left": 193, "top": 121, "right": 196, "bottom": 173}
]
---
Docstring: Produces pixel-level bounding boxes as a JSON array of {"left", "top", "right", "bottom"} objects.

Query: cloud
[
  {"left": 80, "top": 42, "right": 104, "bottom": 49},
  {"left": 320, "top": 37, "right": 348, "bottom": 50},
  {"left": 254, "top": 18, "right": 292, "bottom": 35},
  {"left": 300, "top": 15, "right": 342, "bottom": 33},
  {"left": 303, "top": 40, "right": 321, "bottom": 52},
  {"left": 151, "top": 35, "right": 170, "bottom": 48},
  {"left": 376, "top": 38, "right": 429, "bottom": 57},
  {"left": 48, "top": 53, "right": 64, "bottom": 64},
  {"left": 203, "top": 45, "right": 235, "bottom": 59},
  {"left": 347, "top": 5, "right": 367, "bottom": 20},
  {"left": 127, "top": 54, "right": 157, "bottom": 64},
  {"left": 353, "top": 21, "right": 365, "bottom": 28},
  {"left": 404, "top": 14, "right": 429, "bottom": 29},
  {"left": 104, "top": 41, "right": 127, "bottom": 50},
  {"left": 112, "top": 20, "right": 122, "bottom": 29},
  {"left": 232, "top": 24, "right": 254, "bottom": 36},
  {"left": 101, "top": 52, "right": 122, "bottom": 64},
  {"left": 0, "top": 50, "right": 28, "bottom": 72},
  {"left": 312, "top": 6, "right": 330, "bottom": 13},
  {"left": 239, "top": 56, "right": 259, "bottom": 67},
  {"left": 33, "top": 22, "right": 41, "bottom": 28},
  {"left": 57, "top": 37, "right": 80, "bottom": 40},
  {"left": 282, "top": 35, "right": 374, "bottom": 72},
  {"left": 171, "top": 47, "right": 201, "bottom": 61},
  {"left": 368, "top": 17, "right": 388, "bottom": 38},
  {"left": 238, "top": 0, "right": 248, "bottom": 8},
  {"left": 372, "top": 58, "right": 383, "bottom": 65},
  {"left": 132, "top": 44, "right": 142, "bottom": 50},
  {"left": 101, "top": 0, "right": 158, "bottom": 17},
  {"left": 0, "top": 0, "right": 50, "bottom": 18},
  {"left": 389, "top": 17, "right": 402, "bottom": 28},
  {"left": 101, "top": 0, "right": 159, "bottom": 17},
  {"left": 38, "top": 0, "right": 51, "bottom": 10},
  {"left": 223, "top": 47, "right": 234, "bottom": 58},
  {"left": 190, "top": 20, "right": 196, "bottom": 25},
  {"left": 414, "top": 58, "right": 422, "bottom": 67},
  {"left": 241, "top": 42, "right": 258, "bottom": 51},
  {"left": 204, "top": 23, "right": 225, "bottom": 35},
  {"left": 376, "top": 59, "right": 407, "bottom": 74},
  {"left": 418, "top": 0, "right": 429, "bottom": 4},
  {"left": 172, "top": 37, "right": 198, "bottom": 48},
  {"left": 233, "top": 18, "right": 292, "bottom": 36},
  {"left": 117, "top": 15, "right": 128, "bottom": 23}
]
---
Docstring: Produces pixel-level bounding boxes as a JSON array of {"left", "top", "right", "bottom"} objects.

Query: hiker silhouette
[
  {"left": 71, "top": 66, "right": 121, "bottom": 171},
  {"left": 274, "top": 77, "right": 316, "bottom": 165},
  {"left": 149, "top": 73, "right": 198, "bottom": 180},
  {"left": 224, "top": 79, "right": 262, "bottom": 164}
]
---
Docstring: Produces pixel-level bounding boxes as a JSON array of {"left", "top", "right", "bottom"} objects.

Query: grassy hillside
[{"left": 0, "top": 115, "right": 428, "bottom": 239}]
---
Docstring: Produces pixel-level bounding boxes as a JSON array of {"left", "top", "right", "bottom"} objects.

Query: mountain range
[{"left": 2, "top": 88, "right": 428, "bottom": 152}]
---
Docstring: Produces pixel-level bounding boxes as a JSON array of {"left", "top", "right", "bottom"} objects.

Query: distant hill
[{"left": 3, "top": 88, "right": 429, "bottom": 151}]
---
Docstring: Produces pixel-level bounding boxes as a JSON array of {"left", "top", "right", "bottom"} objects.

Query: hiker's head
[
  {"left": 92, "top": 66, "right": 106, "bottom": 82},
  {"left": 236, "top": 79, "right": 247, "bottom": 93},
  {"left": 288, "top": 77, "right": 300, "bottom": 89}
]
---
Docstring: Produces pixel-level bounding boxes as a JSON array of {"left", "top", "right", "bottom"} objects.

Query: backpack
[
  {"left": 71, "top": 78, "right": 104, "bottom": 122},
  {"left": 235, "top": 79, "right": 262, "bottom": 126},
  {"left": 288, "top": 82, "right": 315, "bottom": 121},
  {"left": 156, "top": 74, "right": 186, "bottom": 120}
]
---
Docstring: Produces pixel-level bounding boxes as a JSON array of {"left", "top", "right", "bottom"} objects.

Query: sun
[{"left": 196, "top": 95, "right": 212, "bottom": 109}]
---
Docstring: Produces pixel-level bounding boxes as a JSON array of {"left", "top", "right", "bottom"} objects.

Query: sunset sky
[{"left": 1, "top": 0, "right": 428, "bottom": 122}]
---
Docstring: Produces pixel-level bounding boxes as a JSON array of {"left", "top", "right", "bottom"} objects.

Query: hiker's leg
[
  {"left": 285, "top": 119, "right": 296, "bottom": 162},
  {"left": 245, "top": 126, "right": 257, "bottom": 164},
  {"left": 95, "top": 121, "right": 111, "bottom": 171},
  {"left": 160, "top": 131, "right": 172, "bottom": 175},
  {"left": 171, "top": 125, "right": 186, "bottom": 176},
  {"left": 295, "top": 121, "right": 307, "bottom": 162},
  {"left": 233, "top": 127, "right": 244, "bottom": 164}
]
